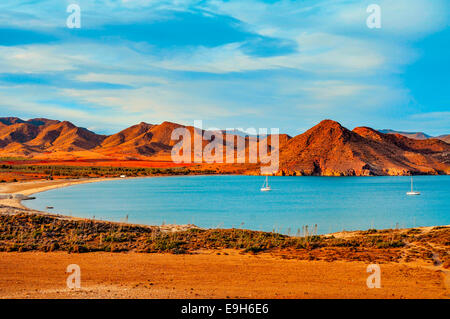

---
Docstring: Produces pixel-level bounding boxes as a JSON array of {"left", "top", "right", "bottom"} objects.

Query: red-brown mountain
[
  {"left": 97, "top": 121, "right": 184, "bottom": 157},
  {"left": 28, "top": 121, "right": 106, "bottom": 152},
  {"left": 279, "top": 120, "right": 450, "bottom": 176},
  {"left": 436, "top": 135, "right": 450, "bottom": 144},
  {"left": 379, "top": 129, "right": 450, "bottom": 143},
  {"left": 378, "top": 129, "right": 431, "bottom": 140},
  {"left": 0, "top": 118, "right": 106, "bottom": 155},
  {"left": 0, "top": 117, "right": 448, "bottom": 175}
]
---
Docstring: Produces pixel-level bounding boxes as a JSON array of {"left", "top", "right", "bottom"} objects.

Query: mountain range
[
  {"left": 378, "top": 129, "right": 450, "bottom": 143},
  {"left": 280, "top": 120, "right": 449, "bottom": 176},
  {"left": 0, "top": 117, "right": 448, "bottom": 176}
]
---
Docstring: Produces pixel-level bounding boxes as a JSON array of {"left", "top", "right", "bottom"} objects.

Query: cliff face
[{"left": 0, "top": 117, "right": 448, "bottom": 175}]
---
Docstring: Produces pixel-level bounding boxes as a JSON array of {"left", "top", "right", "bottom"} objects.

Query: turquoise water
[{"left": 26, "top": 175, "right": 450, "bottom": 235}]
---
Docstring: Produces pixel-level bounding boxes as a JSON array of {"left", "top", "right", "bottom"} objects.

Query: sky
[{"left": 0, "top": 0, "right": 448, "bottom": 136}]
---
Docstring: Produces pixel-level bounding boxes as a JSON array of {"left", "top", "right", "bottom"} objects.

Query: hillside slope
[
  {"left": 279, "top": 120, "right": 450, "bottom": 176},
  {"left": 0, "top": 118, "right": 105, "bottom": 155},
  {"left": 0, "top": 117, "right": 448, "bottom": 175},
  {"left": 379, "top": 129, "right": 449, "bottom": 144}
]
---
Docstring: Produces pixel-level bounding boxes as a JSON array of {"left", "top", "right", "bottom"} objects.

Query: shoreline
[
  {"left": 0, "top": 177, "right": 198, "bottom": 232},
  {"left": 2, "top": 173, "right": 449, "bottom": 202},
  {"left": 1, "top": 176, "right": 449, "bottom": 236},
  {"left": 0, "top": 177, "right": 117, "bottom": 209}
]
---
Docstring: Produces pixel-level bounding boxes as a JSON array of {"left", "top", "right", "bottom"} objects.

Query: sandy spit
[{"left": 0, "top": 177, "right": 195, "bottom": 232}]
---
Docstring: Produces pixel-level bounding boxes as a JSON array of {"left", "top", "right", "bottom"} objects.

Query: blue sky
[{"left": 0, "top": 0, "right": 448, "bottom": 136}]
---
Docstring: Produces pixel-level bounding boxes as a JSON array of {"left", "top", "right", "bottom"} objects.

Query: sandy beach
[
  {"left": 0, "top": 177, "right": 196, "bottom": 232},
  {"left": 0, "top": 178, "right": 114, "bottom": 209}
]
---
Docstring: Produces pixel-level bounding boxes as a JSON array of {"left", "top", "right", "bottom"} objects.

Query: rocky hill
[{"left": 0, "top": 117, "right": 448, "bottom": 175}]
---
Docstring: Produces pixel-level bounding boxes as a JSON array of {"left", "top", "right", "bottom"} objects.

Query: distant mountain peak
[
  {"left": 378, "top": 129, "right": 431, "bottom": 140},
  {"left": 315, "top": 119, "right": 345, "bottom": 129},
  {"left": 0, "top": 117, "right": 25, "bottom": 125},
  {"left": 26, "top": 118, "right": 60, "bottom": 127}
]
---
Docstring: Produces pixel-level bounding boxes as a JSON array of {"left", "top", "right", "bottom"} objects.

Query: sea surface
[{"left": 26, "top": 175, "right": 450, "bottom": 235}]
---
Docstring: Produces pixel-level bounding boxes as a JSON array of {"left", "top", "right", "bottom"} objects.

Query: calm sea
[{"left": 26, "top": 175, "right": 450, "bottom": 235}]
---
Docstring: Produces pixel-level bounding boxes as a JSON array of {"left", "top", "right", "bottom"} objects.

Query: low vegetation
[
  {"left": 0, "top": 164, "right": 217, "bottom": 179},
  {"left": 0, "top": 213, "right": 448, "bottom": 266}
]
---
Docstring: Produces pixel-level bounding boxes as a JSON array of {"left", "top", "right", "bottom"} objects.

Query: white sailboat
[
  {"left": 406, "top": 176, "right": 420, "bottom": 195},
  {"left": 260, "top": 175, "right": 272, "bottom": 192}
]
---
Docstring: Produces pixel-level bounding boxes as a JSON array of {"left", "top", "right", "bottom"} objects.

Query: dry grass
[{"left": 0, "top": 212, "right": 448, "bottom": 266}]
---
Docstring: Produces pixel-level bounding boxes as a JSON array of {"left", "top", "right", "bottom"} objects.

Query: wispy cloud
[
  {"left": 0, "top": 0, "right": 448, "bottom": 135},
  {"left": 75, "top": 73, "right": 168, "bottom": 87}
]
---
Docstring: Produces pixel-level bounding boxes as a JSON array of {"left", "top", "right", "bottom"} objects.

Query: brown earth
[
  {"left": 0, "top": 159, "right": 197, "bottom": 168},
  {"left": 0, "top": 251, "right": 448, "bottom": 299}
]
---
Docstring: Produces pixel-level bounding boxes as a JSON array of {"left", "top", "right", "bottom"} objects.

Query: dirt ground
[
  {"left": 0, "top": 178, "right": 448, "bottom": 299},
  {"left": 0, "top": 250, "right": 448, "bottom": 299}
]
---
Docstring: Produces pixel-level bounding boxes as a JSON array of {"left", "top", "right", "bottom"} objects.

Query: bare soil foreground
[
  {"left": 0, "top": 178, "right": 448, "bottom": 299},
  {"left": 0, "top": 210, "right": 448, "bottom": 299},
  {"left": 0, "top": 250, "right": 448, "bottom": 299}
]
